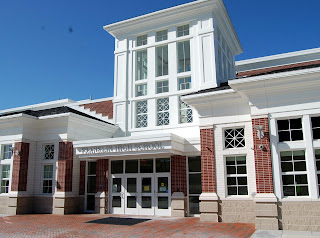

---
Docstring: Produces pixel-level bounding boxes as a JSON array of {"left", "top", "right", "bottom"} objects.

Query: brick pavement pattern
[{"left": 0, "top": 214, "right": 255, "bottom": 238}]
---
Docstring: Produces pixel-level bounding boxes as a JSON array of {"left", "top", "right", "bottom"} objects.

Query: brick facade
[
  {"left": 200, "top": 128, "right": 216, "bottom": 193},
  {"left": 81, "top": 100, "right": 113, "bottom": 119},
  {"left": 79, "top": 161, "right": 86, "bottom": 196},
  {"left": 171, "top": 155, "right": 187, "bottom": 196},
  {"left": 57, "top": 142, "right": 73, "bottom": 192},
  {"left": 96, "top": 159, "right": 108, "bottom": 193},
  {"left": 11, "top": 142, "right": 30, "bottom": 191},
  {"left": 252, "top": 118, "right": 274, "bottom": 193}
]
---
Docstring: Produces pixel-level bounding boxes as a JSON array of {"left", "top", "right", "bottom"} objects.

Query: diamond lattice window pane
[
  {"left": 179, "top": 100, "right": 193, "bottom": 124},
  {"left": 44, "top": 145, "right": 54, "bottom": 160},
  {"left": 157, "top": 98, "right": 169, "bottom": 126},
  {"left": 224, "top": 128, "right": 245, "bottom": 148},
  {"left": 136, "top": 101, "right": 148, "bottom": 128}
]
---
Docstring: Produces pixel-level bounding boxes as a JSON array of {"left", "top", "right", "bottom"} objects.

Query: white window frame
[
  {"left": 156, "top": 45, "right": 168, "bottom": 77},
  {"left": 225, "top": 155, "right": 248, "bottom": 196},
  {"left": 187, "top": 156, "right": 201, "bottom": 216},
  {"left": 2, "top": 144, "right": 13, "bottom": 160},
  {"left": 177, "top": 40, "right": 191, "bottom": 73},
  {"left": 157, "top": 98, "right": 170, "bottom": 126},
  {"left": 137, "top": 34, "right": 147, "bottom": 46},
  {"left": 177, "top": 24, "right": 189, "bottom": 37},
  {"left": 0, "top": 144, "right": 13, "bottom": 194},
  {"left": 224, "top": 127, "right": 245, "bottom": 149},
  {"left": 136, "top": 101, "right": 148, "bottom": 128},
  {"left": 156, "top": 80, "right": 169, "bottom": 94},
  {"left": 136, "top": 50, "right": 148, "bottom": 81},
  {"left": 178, "top": 77, "right": 191, "bottom": 90},
  {"left": 277, "top": 118, "right": 304, "bottom": 142},
  {"left": 156, "top": 30, "right": 168, "bottom": 42},
  {"left": 136, "top": 84, "right": 147, "bottom": 97},
  {"left": 42, "top": 164, "right": 54, "bottom": 194},
  {"left": 1, "top": 164, "right": 11, "bottom": 194}
]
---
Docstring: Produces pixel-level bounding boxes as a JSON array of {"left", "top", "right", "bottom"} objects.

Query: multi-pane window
[
  {"left": 136, "top": 50, "right": 148, "bottom": 80},
  {"left": 315, "top": 150, "right": 320, "bottom": 195},
  {"left": 178, "top": 77, "right": 191, "bottom": 90},
  {"left": 157, "top": 98, "right": 169, "bottom": 126},
  {"left": 1, "top": 165, "right": 10, "bottom": 193},
  {"left": 156, "top": 30, "right": 168, "bottom": 42},
  {"left": 156, "top": 80, "right": 169, "bottom": 94},
  {"left": 136, "top": 101, "right": 148, "bottom": 128},
  {"left": 188, "top": 157, "right": 201, "bottom": 215},
  {"left": 2, "top": 145, "right": 12, "bottom": 160},
  {"left": 136, "top": 84, "right": 147, "bottom": 97},
  {"left": 43, "top": 165, "right": 53, "bottom": 194},
  {"left": 179, "top": 99, "right": 193, "bottom": 124},
  {"left": 137, "top": 35, "right": 147, "bottom": 46},
  {"left": 224, "top": 128, "right": 245, "bottom": 148},
  {"left": 277, "top": 118, "right": 303, "bottom": 142},
  {"left": 280, "top": 151, "right": 308, "bottom": 196},
  {"left": 177, "top": 41, "right": 190, "bottom": 73},
  {"left": 226, "top": 156, "right": 248, "bottom": 195},
  {"left": 177, "top": 24, "right": 189, "bottom": 37},
  {"left": 311, "top": 116, "right": 320, "bottom": 140},
  {"left": 44, "top": 144, "right": 54, "bottom": 160},
  {"left": 156, "top": 45, "right": 168, "bottom": 77}
]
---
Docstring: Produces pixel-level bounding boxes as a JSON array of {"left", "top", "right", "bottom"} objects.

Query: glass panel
[
  {"left": 238, "top": 186, "right": 248, "bottom": 195},
  {"left": 142, "top": 177, "right": 152, "bottom": 193},
  {"left": 227, "top": 177, "right": 236, "bottom": 186},
  {"left": 294, "top": 161, "right": 306, "bottom": 171},
  {"left": 140, "top": 159, "right": 153, "bottom": 173},
  {"left": 279, "top": 131, "right": 290, "bottom": 142},
  {"left": 189, "top": 196, "right": 200, "bottom": 215},
  {"left": 142, "top": 196, "right": 152, "bottom": 208},
  {"left": 156, "top": 158, "right": 170, "bottom": 172},
  {"left": 158, "top": 177, "right": 168, "bottom": 193},
  {"left": 156, "top": 45, "right": 168, "bottom": 77},
  {"left": 156, "top": 80, "right": 169, "bottom": 94},
  {"left": 87, "top": 176, "right": 96, "bottom": 194},
  {"left": 282, "top": 175, "right": 294, "bottom": 185},
  {"left": 226, "top": 166, "right": 236, "bottom": 174},
  {"left": 237, "top": 177, "right": 247, "bottom": 185},
  {"left": 126, "top": 160, "right": 138, "bottom": 173},
  {"left": 43, "top": 165, "right": 53, "bottom": 179},
  {"left": 226, "top": 157, "right": 235, "bottom": 165},
  {"left": 42, "top": 180, "right": 52, "bottom": 194},
  {"left": 177, "top": 24, "right": 189, "bottom": 37},
  {"left": 44, "top": 144, "right": 54, "bottom": 160},
  {"left": 290, "top": 118, "right": 302, "bottom": 129},
  {"left": 3, "top": 145, "right": 12, "bottom": 160},
  {"left": 136, "top": 50, "right": 148, "bottom": 80},
  {"left": 112, "top": 178, "right": 121, "bottom": 193},
  {"left": 283, "top": 186, "right": 295, "bottom": 196},
  {"left": 291, "top": 130, "right": 303, "bottom": 141},
  {"left": 293, "top": 150, "right": 305, "bottom": 160},
  {"left": 87, "top": 195, "right": 95, "bottom": 211},
  {"left": 227, "top": 187, "right": 237, "bottom": 195},
  {"left": 127, "top": 178, "right": 137, "bottom": 193},
  {"left": 277, "top": 120, "right": 289, "bottom": 130},
  {"left": 1, "top": 165, "right": 10, "bottom": 179},
  {"left": 177, "top": 41, "right": 190, "bottom": 73},
  {"left": 127, "top": 196, "right": 137, "bottom": 208},
  {"left": 112, "top": 196, "right": 121, "bottom": 207},
  {"left": 313, "top": 128, "right": 320, "bottom": 139},
  {"left": 158, "top": 197, "right": 168, "bottom": 209},
  {"left": 281, "top": 162, "right": 293, "bottom": 172},
  {"left": 88, "top": 162, "right": 96, "bottom": 175},
  {"left": 280, "top": 151, "right": 292, "bottom": 161},
  {"left": 137, "top": 35, "right": 147, "bottom": 46},
  {"left": 297, "top": 186, "right": 309, "bottom": 196},
  {"left": 111, "top": 160, "right": 123, "bottom": 174},
  {"left": 189, "top": 173, "right": 202, "bottom": 194},
  {"left": 136, "top": 84, "right": 147, "bottom": 97},
  {"left": 312, "top": 117, "right": 320, "bottom": 128},
  {"left": 237, "top": 165, "right": 247, "bottom": 174},
  {"left": 188, "top": 157, "right": 201, "bottom": 172},
  {"left": 156, "top": 30, "right": 168, "bottom": 42}
]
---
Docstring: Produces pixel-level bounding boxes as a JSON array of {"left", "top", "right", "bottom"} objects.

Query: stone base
[
  {"left": 171, "top": 192, "right": 186, "bottom": 217},
  {"left": 53, "top": 194, "right": 75, "bottom": 215},
  {"left": 254, "top": 193, "right": 279, "bottom": 230},
  {"left": 95, "top": 192, "right": 108, "bottom": 214},
  {"left": 8, "top": 196, "right": 31, "bottom": 215},
  {"left": 199, "top": 193, "right": 219, "bottom": 222}
]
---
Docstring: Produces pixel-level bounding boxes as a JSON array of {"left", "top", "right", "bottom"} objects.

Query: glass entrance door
[
  {"left": 125, "top": 176, "right": 139, "bottom": 215},
  {"left": 111, "top": 175, "right": 125, "bottom": 214},
  {"left": 155, "top": 174, "right": 171, "bottom": 216}
]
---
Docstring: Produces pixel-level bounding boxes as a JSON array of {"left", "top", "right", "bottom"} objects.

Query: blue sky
[{"left": 0, "top": 0, "right": 319, "bottom": 110}]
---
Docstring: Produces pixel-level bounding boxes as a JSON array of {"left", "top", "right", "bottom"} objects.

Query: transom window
[
  {"left": 44, "top": 144, "right": 54, "bottom": 160},
  {"left": 226, "top": 156, "right": 248, "bottom": 195},
  {"left": 311, "top": 116, "right": 320, "bottom": 140},
  {"left": 178, "top": 77, "right": 191, "bottom": 90},
  {"left": 136, "top": 84, "right": 147, "bottom": 97},
  {"left": 156, "top": 45, "right": 168, "bottom": 77},
  {"left": 315, "top": 150, "right": 320, "bottom": 195},
  {"left": 156, "top": 80, "right": 169, "bottom": 94},
  {"left": 136, "top": 50, "right": 148, "bottom": 80},
  {"left": 1, "top": 165, "right": 10, "bottom": 193},
  {"left": 2, "top": 145, "right": 12, "bottom": 160},
  {"left": 280, "top": 151, "right": 308, "bottom": 196},
  {"left": 156, "top": 30, "right": 168, "bottom": 42},
  {"left": 137, "top": 35, "right": 147, "bottom": 46},
  {"left": 111, "top": 159, "right": 170, "bottom": 174},
  {"left": 177, "top": 24, "right": 189, "bottom": 37},
  {"left": 136, "top": 101, "right": 148, "bottom": 128},
  {"left": 177, "top": 40, "right": 191, "bottom": 73},
  {"left": 157, "top": 98, "right": 169, "bottom": 126},
  {"left": 179, "top": 99, "right": 193, "bottom": 124},
  {"left": 43, "top": 165, "right": 54, "bottom": 194},
  {"left": 277, "top": 118, "right": 303, "bottom": 142},
  {"left": 224, "top": 128, "right": 245, "bottom": 149}
]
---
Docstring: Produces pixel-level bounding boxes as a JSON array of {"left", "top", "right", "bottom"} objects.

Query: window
[
  {"left": 136, "top": 50, "right": 148, "bottom": 80},
  {"left": 156, "top": 45, "right": 168, "bottom": 77},
  {"left": 280, "top": 151, "right": 308, "bottom": 196},
  {"left": 226, "top": 156, "right": 248, "bottom": 195},
  {"left": 2, "top": 145, "right": 12, "bottom": 160},
  {"left": 44, "top": 144, "right": 54, "bottom": 160},
  {"left": 277, "top": 118, "right": 303, "bottom": 142},
  {"left": 178, "top": 77, "right": 191, "bottom": 90},
  {"left": 156, "top": 30, "right": 168, "bottom": 42},
  {"left": 188, "top": 156, "right": 201, "bottom": 215},
  {"left": 156, "top": 80, "right": 169, "bottom": 94},
  {"left": 179, "top": 99, "right": 193, "bottom": 124},
  {"left": 43, "top": 165, "right": 53, "bottom": 194},
  {"left": 315, "top": 150, "right": 320, "bottom": 195},
  {"left": 177, "top": 24, "right": 189, "bottom": 37},
  {"left": 136, "top": 84, "right": 147, "bottom": 97},
  {"left": 157, "top": 98, "right": 169, "bottom": 126},
  {"left": 136, "top": 101, "right": 148, "bottom": 128},
  {"left": 137, "top": 35, "right": 147, "bottom": 46},
  {"left": 224, "top": 128, "right": 245, "bottom": 148},
  {"left": 311, "top": 116, "right": 320, "bottom": 140},
  {"left": 1, "top": 165, "right": 10, "bottom": 193},
  {"left": 177, "top": 41, "right": 190, "bottom": 73}
]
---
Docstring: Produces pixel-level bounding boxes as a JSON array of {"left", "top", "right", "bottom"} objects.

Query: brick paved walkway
[{"left": 0, "top": 214, "right": 255, "bottom": 238}]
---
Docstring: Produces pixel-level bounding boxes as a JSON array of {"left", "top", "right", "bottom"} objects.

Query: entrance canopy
[{"left": 74, "top": 133, "right": 186, "bottom": 158}]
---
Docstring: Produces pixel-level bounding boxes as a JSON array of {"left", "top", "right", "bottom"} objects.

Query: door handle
[{"left": 120, "top": 192, "right": 125, "bottom": 199}]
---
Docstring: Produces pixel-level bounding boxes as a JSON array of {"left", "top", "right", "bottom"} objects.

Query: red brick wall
[
  {"left": 252, "top": 118, "right": 274, "bottom": 193},
  {"left": 171, "top": 155, "right": 187, "bottom": 196},
  {"left": 81, "top": 100, "right": 113, "bottom": 119},
  {"left": 11, "top": 142, "right": 30, "bottom": 191},
  {"left": 96, "top": 159, "right": 109, "bottom": 193},
  {"left": 57, "top": 142, "right": 73, "bottom": 192},
  {"left": 79, "top": 161, "right": 86, "bottom": 196},
  {"left": 200, "top": 128, "right": 216, "bottom": 193}
]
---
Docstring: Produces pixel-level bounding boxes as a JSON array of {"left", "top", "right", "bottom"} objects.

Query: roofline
[
  {"left": 182, "top": 89, "right": 234, "bottom": 100},
  {"left": 70, "top": 97, "right": 114, "bottom": 106}
]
